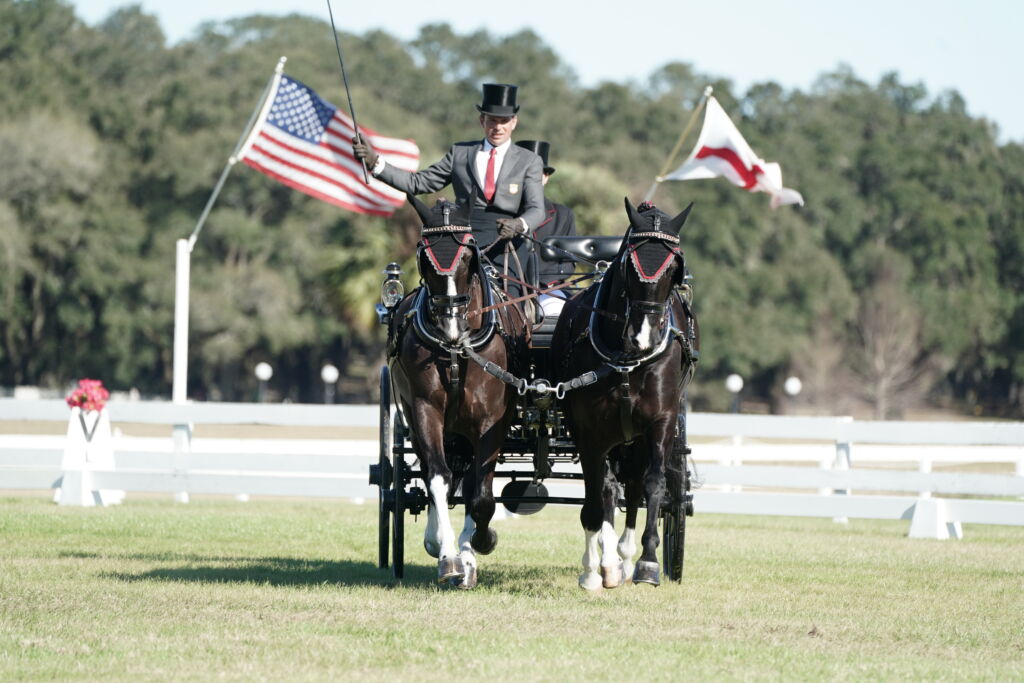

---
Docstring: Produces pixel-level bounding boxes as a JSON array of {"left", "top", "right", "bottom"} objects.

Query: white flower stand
[{"left": 55, "top": 407, "right": 125, "bottom": 506}]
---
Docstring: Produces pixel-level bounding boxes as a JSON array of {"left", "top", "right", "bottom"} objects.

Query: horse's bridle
[
  {"left": 616, "top": 230, "right": 687, "bottom": 341},
  {"left": 418, "top": 225, "right": 476, "bottom": 323}
]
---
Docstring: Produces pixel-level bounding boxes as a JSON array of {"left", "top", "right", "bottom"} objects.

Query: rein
[{"left": 476, "top": 272, "right": 596, "bottom": 315}]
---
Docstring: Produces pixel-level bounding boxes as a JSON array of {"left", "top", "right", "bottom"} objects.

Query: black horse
[
  {"left": 550, "top": 198, "right": 699, "bottom": 590},
  {"left": 387, "top": 195, "right": 530, "bottom": 588}
]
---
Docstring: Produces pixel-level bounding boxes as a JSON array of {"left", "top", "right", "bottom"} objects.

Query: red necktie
[{"left": 484, "top": 148, "right": 497, "bottom": 202}]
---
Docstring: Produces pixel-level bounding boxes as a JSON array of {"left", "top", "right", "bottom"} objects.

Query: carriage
[{"left": 368, "top": 197, "right": 699, "bottom": 588}]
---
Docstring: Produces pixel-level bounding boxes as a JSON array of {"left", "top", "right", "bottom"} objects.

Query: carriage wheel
[
  {"left": 376, "top": 366, "right": 393, "bottom": 569},
  {"left": 663, "top": 495, "right": 687, "bottom": 581},
  {"left": 392, "top": 445, "right": 407, "bottom": 580},
  {"left": 659, "top": 456, "right": 692, "bottom": 581},
  {"left": 663, "top": 394, "right": 690, "bottom": 581}
]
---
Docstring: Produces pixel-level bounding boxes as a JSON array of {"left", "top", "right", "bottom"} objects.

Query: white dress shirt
[{"left": 474, "top": 138, "right": 512, "bottom": 188}]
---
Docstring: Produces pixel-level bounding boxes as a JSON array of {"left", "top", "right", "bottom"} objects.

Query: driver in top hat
[{"left": 352, "top": 84, "right": 545, "bottom": 282}]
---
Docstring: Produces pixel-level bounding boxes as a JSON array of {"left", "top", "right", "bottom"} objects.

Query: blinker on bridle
[
  {"left": 616, "top": 223, "right": 686, "bottom": 334},
  {"left": 624, "top": 230, "right": 684, "bottom": 284},
  {"left": 419, "top": 225, "right": 475, "bottom": 275},
  {"left": 418, "top": 219, "right": 477, "bottom": 321}
]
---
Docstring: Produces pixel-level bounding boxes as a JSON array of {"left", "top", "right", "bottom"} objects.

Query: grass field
[{"left": 1, "top": 496, "right": 1022, "bottom": 681}]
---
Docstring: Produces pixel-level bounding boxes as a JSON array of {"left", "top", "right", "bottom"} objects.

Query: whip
[{"left": 325, "top": 0, "right": 369, "bottom": 183}]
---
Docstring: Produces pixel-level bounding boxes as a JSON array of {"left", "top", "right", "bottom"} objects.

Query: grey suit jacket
[{"left": 375, "top": 140, "right": 546, "bottom": 230}]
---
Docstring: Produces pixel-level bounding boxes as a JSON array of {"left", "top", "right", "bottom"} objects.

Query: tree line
[{"left": 1, "top": 0, "right": 1021, "bottom": 417}]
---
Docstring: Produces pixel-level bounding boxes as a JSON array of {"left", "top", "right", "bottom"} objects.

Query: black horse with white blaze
[
  {"left": 386, "top": 195, "right": 529, "bottom": 589},
  {"left": 550, "top": 198, "right": 699, "bottom": 590}
]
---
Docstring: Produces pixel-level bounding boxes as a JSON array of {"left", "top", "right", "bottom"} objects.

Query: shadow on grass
[
  {"left": 65, "top": 550, "right": 571, "bottom": 591},
  {"left": 92, "top": 555, "right": 433, "bottom": 588}
]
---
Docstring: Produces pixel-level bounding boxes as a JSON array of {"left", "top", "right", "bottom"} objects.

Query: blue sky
[{"left": 71, "top": 0, "right": 1022, "bottom": 143}]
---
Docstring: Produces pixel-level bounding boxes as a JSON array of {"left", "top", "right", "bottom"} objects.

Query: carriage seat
[
  {"left": 530, "top": 237, "right": 621, "bottom": 351},
  {"left": 539, "top": 236, "right": 623, "bottom": 264}
]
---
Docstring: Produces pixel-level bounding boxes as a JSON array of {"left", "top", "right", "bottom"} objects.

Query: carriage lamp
[{"left": 380, "top": 262, "right": 404, "bottom": 308}]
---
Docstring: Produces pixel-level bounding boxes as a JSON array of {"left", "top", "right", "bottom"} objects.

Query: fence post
[
  {"left": 832, "top": 440, "right": 851, "bottom": 524},
  {"left": 732, "top": 434, "right": 743, "bottom": 493},
  {"left": 172, "top": 422, "right": 191, "bottom": 503},
  {"left": 917, "top": 459, "right": 932, "bottom": 499},
  {"left": 1017, "top": 459, "right": 1024, "bottom": 500},
  {"left": 818, "top": 455, "right": 832, "bottom": 496},
  {"left": 720, "top": 434, "right": 742, "bottom": 493}
]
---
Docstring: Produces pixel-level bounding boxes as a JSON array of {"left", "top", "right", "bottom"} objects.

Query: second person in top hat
[
  {"left": 352, "top": 83, "right": 545, "bottom": 284},
  {"left": 515, "top": 140, "right": 577, "bottom": 316}
]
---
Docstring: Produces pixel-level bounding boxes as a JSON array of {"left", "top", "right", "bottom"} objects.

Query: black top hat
[
  {"left": 515, "top": 140, "right": 554, "bottom": 175},
  {"left": 477, "top": 83, "right": 520, "bottom": 117}
]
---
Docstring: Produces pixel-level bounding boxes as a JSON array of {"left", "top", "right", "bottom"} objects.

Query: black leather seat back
[{"left": 540, "top": 236, "right": 623, "bottom": 263}]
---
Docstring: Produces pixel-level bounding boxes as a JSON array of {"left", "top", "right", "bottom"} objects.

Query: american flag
[{"left": 238, "top": 74, "right": 419, "bottom": 216}]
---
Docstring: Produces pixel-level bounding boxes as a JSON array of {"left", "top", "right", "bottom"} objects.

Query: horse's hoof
[
  {"left": 452, "top": 563, "right": 478, "bottom": 590},
  {"left": 437, "top": 556, "right": 465, "bottom": 583},
  {"left": 633, "top": 560, "right": 660, "bottom": 586},
  {"left": 601, "top": 562, "right": 625, "bottom": 589},
  {"left": 424, "top": 538, "right": 440, "bottom": 559},
  {"left": 579, "top": 571, "right": 603, "bottom": 591},
  {"left": 622, "top": 560, "right": 635, "bottom": 582},
  {"left": 470, "top": 528, "right": 498, "bottom": 555}
]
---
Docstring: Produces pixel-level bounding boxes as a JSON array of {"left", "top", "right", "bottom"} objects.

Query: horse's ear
[
  {"left": 624, "top": 196, "right": 643, "bottom": 230},
  {"left": 667, "top": 202, "right": 694, "bottom": 236},
  {"left": 408, "top": 194, "right": 431, "bottom": 225}
]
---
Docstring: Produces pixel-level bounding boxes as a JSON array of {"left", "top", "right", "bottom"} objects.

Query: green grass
[{"left": 1, "top": 496, "right": 1022, "bottom": 681}]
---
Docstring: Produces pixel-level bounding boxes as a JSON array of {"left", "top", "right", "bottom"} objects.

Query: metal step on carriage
[{"left": 368, "top": 234, "right": 696, "bottom": 582}]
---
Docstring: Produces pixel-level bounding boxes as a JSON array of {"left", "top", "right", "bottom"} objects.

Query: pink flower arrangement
[{"left": 65, "top": 379, "right": 110, "bottom": 413}]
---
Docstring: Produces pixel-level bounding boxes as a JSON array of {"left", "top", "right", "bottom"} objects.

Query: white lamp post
[
  {"left": 725, "top": 373, "right": 744, "bottom": 413},
  {"left": 254, "top": 362, "right": 273, "bottom": 403},
  {"left": 320, "top": 363, "right": 339, "bottom": 404}
]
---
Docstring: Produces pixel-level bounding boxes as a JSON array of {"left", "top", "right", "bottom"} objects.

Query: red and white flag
[
  {"left": 237, "top": 73, "right": 419, "bottom": 216},
  {"left": 663, "top": 96, "right": 803, "bottom": 209}
]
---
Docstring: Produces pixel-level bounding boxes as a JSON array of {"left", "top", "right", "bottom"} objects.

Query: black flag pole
[{"left": 326, "top": 0, "right": 369, "bottom": 184}]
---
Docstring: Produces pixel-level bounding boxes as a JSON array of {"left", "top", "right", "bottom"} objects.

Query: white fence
[{"left": 2, "top": 399, "right": 1023, "bottom": 539}]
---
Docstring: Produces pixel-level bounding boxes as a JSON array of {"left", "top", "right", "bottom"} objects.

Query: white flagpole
[
  {"left": 172, "top": 56, "right": 287, "bottom": 406},
  {"left": 172, "top": 238, "right": 191, "bottom": 502},
  {"left": 170, "top": 56, "right": 286, "bottom": 502},
  {"left": 172, "top": 239, "right": 191, "bottom": 405},
  {"left": 642, "top": 85, "right": 713, "bottom": 203}
]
